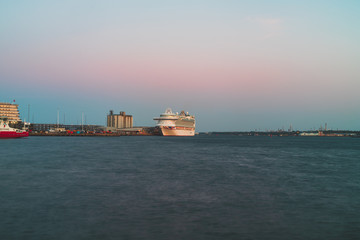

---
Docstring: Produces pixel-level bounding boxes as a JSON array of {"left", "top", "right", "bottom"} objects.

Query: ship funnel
[{"left": 165, "top": 108, "right": 173, "bottom": 114}]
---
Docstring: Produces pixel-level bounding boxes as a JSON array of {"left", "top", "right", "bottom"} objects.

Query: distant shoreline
[{"left": 200, "top": 130, "right": 360, "bottom": 137}]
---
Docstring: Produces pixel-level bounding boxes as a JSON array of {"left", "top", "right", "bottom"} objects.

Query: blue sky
[{"left": 1, "top": 0, "right": 360, "bottom": 131}]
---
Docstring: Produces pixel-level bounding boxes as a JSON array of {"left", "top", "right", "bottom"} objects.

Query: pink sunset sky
[{"left": 1, "top": 0, "right": 359, "bottom": 131}]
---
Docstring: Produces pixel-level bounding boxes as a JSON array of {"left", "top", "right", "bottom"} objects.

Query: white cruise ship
[{"left": 154, "top": 108, "right": 195, "bottom": 136}]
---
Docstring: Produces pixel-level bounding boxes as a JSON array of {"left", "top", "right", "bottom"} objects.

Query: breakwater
[
  {"left": 29, "top": 127, "right": 161, "bottom": 136},
  {"left": 29, "top": 132, "right": 154, "bottom": 137}
]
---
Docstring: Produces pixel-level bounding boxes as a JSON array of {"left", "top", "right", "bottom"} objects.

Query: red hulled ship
[{"left": 0, "top": 117, "right": 29, "bottom": 138}]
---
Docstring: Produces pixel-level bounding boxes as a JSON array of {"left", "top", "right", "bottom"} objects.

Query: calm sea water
[{"left": 0, "top": 135, "right": 359, "bottom": 240}]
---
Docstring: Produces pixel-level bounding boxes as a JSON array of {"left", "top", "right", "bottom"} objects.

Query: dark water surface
[{"left": 1, "top": 136, "right": 359, "bottom": 239}]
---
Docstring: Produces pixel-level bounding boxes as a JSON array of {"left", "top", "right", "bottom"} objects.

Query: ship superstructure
[
  {"left": 154, "top": 108, "right": 195, "bottom": 136},
  {"left": 0, "top": 102, "right": 21, "bottom": 123}
]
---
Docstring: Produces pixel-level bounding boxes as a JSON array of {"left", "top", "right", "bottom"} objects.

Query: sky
[{"left": 1, "top": 0, "right": 359, "bottom": 131}]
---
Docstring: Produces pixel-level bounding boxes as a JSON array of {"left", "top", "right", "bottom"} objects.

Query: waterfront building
[
  {"left": 0, "top": 102, "right": 21, "bottom": 123},
  {"left": 107, "top": 111, "right": 133, "bottom": 129}
]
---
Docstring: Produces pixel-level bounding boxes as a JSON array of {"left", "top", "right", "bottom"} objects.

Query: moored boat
[
  {"left": 0, "top": 117, "right": 29, "bottom": 138},
  {"left": 154, "top": 108, "right": 195, "bottom": 136}
]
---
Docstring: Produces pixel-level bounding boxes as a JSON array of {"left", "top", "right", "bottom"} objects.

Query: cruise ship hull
[{"left": 160, "top": 126, "right": 195, "bottom": 136}]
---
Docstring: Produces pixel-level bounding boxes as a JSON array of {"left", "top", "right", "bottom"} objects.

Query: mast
[
  {"left": 28, "top": 104, "right": 30, "bottom": 124},
  {"left": 57, "top": 109, "right": 60, "bottom": 127}
]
